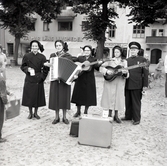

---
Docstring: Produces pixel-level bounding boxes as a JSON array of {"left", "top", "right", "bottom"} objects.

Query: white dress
[{"left": 100, "top": 57, "right": 129, "bottom": 112}]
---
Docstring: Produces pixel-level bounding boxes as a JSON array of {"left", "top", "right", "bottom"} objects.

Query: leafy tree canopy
[
  {"left": 72, "top": 0, "right": 118, "bottom": 42},
  {"left": 0, "top": 0, "right": 65, "bottom": 65},
  {"left": 70, "top": 0, "right": 167, "bottom": 59},
  {"left": 0, "top": 0, "right": 63, "bottom": 38},
  {"left": 118, "top": 0, "right": 167, "bottom": 26}
]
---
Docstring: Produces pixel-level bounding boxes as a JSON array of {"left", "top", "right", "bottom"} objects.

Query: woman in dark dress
[
  {"left": 71, "top": 45, "right": 101, "bottom": 117},
  {"left": 20, "top": 40, "right": 49, "bottom": 119},
  {"left": 44, "top": 40, "right": 74, "bottom": 125}
]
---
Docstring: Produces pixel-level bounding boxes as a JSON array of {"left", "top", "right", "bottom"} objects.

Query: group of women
[
  {"left": 20, "top": 39, "right": 147, "bottom": 126},
  {"left": 0, "top": 39, "right": 148, "bottom": 143}
]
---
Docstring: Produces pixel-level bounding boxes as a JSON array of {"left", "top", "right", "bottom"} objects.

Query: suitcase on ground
[
  {"left": 5, "top": 99, "right": 20, "bottom": 120},
  {"left": 69, "top": 119, "right": 79, "bottom": 137},
  {"left": 78, "top": 114, "right": 112, "bottom": 148}
]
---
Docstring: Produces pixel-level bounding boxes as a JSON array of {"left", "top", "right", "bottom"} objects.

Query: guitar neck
[
  {"left": 89, "top": 61, "right": 98, "bottom": 66},
  {"left": 118, "top": 64, "right": 143, "bottom": 72},
  {"left": 83, "top": 61, "right": 98, "bottom": 67}
]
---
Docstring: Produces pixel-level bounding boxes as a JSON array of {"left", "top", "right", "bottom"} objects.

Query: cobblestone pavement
[{"left": 0, "top": 66, "right": 167, "bottom": 166}]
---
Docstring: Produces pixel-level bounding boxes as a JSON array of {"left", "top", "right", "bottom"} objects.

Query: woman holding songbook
[
  {"left": 71, "top": 45, "right": 101, "bottom": 117},
  {"left": 44, "top": 40, "right": 75, "bottom": 125},
  {"left": 99, "top": 46, "right": 129, "bottom": 123},
  {"left": 21, "top": 40, "right": 49, "bottom": 120}
]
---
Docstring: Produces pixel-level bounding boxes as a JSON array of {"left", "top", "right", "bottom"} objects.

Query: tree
[
  {"left": 119, "top": 0, "right": 167, "bottom": 26},
  {"left": 72, "top": 0, "right": 118, "bottom": 59},
  {"left": 0, "top": 0, "right": 63, "bottom": 65},
  {"left": 71, "top": 0, "right": 167, "bottom": 59}
]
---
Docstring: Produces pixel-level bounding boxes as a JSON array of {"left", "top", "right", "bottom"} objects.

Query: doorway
[
  {"left": 7, "top": 43, "right": 14, "bottom": 57},
  {"left": 150, "top": 49, "right": 162, "bottom": 64}
]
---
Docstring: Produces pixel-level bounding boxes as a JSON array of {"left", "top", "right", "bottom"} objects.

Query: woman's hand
[
  {"left": 44, "top": 62, "right": 52, "bottom": 67},
  {"left": 106, "top": 69, "right": 114, "bottom": 75},
  {"left": 28, "top": 67, "right": 32, "bottom": 72},
  {"left": 122, "top": 69, "right": 128, "bottom": 74},
  {"left": 98, "top": 60, "right": 103, "bottom": 65},
  {"left": 28, "top": 67, "right": 35, "bottom": 76}
]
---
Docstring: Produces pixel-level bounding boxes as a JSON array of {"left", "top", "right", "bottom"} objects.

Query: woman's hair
[
  {"left": 112, "top": 45, "right": 123, "bottom": 58},
  {"left": 0, "top": 45, "right": 3, "bottom": 51},
  {"left": 30, "top": 40, "right": 44, "bottom": 52},
  {"left": 82, "top": 45, "right": 92, "bottom": 51},
  {"left": 54, "top": 40, "right": 69, "bottom": 52},
  {"left": 82, "top": 45, "right": 96, "bottom": 56}
]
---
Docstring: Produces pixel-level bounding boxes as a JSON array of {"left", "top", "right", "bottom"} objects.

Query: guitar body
[
  {"left": 75, "top": 61, "right": 91, "bottom": 71},
  {"left": 103, "top": 62, "right": 147, "bottom": 82},
  {"left": 104, "top": 65, "right": 123, "bottom": 81}
]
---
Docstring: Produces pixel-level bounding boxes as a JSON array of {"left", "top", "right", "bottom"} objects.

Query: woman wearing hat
[
  {"left": 122, "top": 41, "right": 148, "bottom": 125},
  {"left": 44, "top": 40, "right": 75, "bottom": 124},
  {"left": 71, "top": 45, "right": 101, "bottom": 117},
  {"left": 100, "top": 45, "right": 129, "bottom": 123},
  {"left": 20, "top": 40, "right": 49, "bottom": 119}
]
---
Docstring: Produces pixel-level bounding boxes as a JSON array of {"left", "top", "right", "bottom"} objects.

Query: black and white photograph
[{"left": 0, "top": 0, "right": 166, "bottom": 166}]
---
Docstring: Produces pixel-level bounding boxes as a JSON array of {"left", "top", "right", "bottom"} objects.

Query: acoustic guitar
[
  {"left": 104, "top": 62, "right": 147, "bottom": 81},
  {"left": 75, "top": 60, "right": 101, "bottom": 71}
]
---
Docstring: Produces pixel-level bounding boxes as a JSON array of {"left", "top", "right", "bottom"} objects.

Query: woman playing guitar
[
  {"left": 100, "top": 45, "right": 129, "bottom": 123},
  {"left": 71, "top": 45, "right": 101, "bottom": 117}
]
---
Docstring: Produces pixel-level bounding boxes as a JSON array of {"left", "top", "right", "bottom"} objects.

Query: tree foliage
[
  {"left": 0, "top": 0, "right": 63, "bottom": 65},
  {"left": 71, "top": 0, "right": 167, "bottom": 59},
  {"left": 71, "top": 0, "right": 118, "bottom": 59},
  {"left": 0, "top": 0, "right": 63, "bottom": 34},
  {"left": 0, "top": 0, "right": 166, "bottom": 62},
  {"left": 72, "top": 0, "right": 118, "bottom": 42},
  {"left": 118, "top": 0, "right": 167, "bottom": 26}
]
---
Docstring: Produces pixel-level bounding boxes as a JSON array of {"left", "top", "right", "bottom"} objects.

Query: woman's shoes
[
  {"left": 52, "top": 118, "right": 60, "bottom": 124},
  {"left": 0, "top": 138, "right": 7, "bottom": 143},
  {"left": 62, "top": 118, "right": 69, "bottom": 124},
  {"left": 34, "top": 113, "right": 40, "bottom": 119},
  {"left": 114, "top": 116, "right": 122, "bottom": 123},
  {"left": 27, "top": 114, "right": 33, "bottom": 119},
  {"left": 27, "top": 113, "right": 40, "bottom": 119},
  {"left": 52, "top": 118, "right": 69, "bottom": 124}
]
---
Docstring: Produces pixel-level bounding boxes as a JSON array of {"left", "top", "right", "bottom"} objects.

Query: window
[
  {"left": 27, "top": 22, "right": 35, "bottom": 31},
  {"left": 43, "top": 22, "right": 49, "bottom": 31},
  {"left": 132, "top": 25, "right": 145, "bottom": 38},
  {"left": 108, "top": 25, "right": 116, "bottom": 38},
  {"left": 159, "top": 29, "right": 164, "bottom": 36},
  {"left": 58, "top": 21, "right": 72, "bottom": 31},
  {"left": 81, "top": 21, "right": 88, "bottom": 31},
  {"left": 7, "top": 43, "right": 14, "bottom": 56},
  {"left": 152, "top": 29, "right": 157, "bottom": 36}
]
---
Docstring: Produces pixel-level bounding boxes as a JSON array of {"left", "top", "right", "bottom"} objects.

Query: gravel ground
[{"left": 0, "top": 65, "right": 167, "bottom": 166}]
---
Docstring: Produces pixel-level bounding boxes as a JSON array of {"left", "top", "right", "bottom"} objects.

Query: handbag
[{"left": 5, "top": 95, "right": 20, "bottom": 120}]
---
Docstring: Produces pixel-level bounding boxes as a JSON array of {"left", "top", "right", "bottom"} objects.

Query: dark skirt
[
  {"left": 71, "top": 69, "right": 97, "bottom": 106},
  {"left": 49, "top": 80, "right": 71, "bottom": 110},
  {"left": 22, "top": 82, "right": 46, "bottom": 107}
]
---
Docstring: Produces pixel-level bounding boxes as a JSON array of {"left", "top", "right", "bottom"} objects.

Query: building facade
[{"left": 0, "top": 5, "right": 167, "bottom": 63}]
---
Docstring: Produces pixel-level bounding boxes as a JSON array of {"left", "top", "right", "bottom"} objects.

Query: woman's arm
[{"left": 20, "top": 55, "right": 30, "bottom": 74}]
